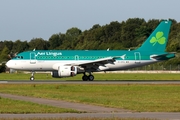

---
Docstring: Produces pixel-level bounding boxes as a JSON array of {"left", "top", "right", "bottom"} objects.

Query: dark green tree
[
  {"left": 12, "top": 40, "right": 29, "bottom": 53},
  {"left": 61, "top": 27, "right": 82, "bottom": 49},
  {"left": 66, "top": 27, "right": 82, "bottom": 41},
  {"left": 49, "top": 33, "right": 64, "bottom": 49},
  {"left": 3, "top": 41, "right": 13, "bottom": 51},
  {"left": 29, "top": 38, "right": 49, "bottom": 50},
  {"left": 0, "top": 46, "right": 10, "bottom": 62},
  {"left": 120, "top": 18, "right": 146, "bottom": 48}
]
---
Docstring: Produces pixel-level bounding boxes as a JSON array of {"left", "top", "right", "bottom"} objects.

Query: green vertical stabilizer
[{"left": 137, "top": 20, "right": 172, "bottom": 52}]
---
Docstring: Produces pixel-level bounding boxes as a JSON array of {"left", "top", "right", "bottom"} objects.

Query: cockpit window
[{"left": 16, "top": 56, "right": 23, "bottom": 59}]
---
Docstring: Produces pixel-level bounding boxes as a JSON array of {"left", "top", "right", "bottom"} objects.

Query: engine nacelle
[{"left": 51, "top": 66, "right": 77, "bottom": 78}]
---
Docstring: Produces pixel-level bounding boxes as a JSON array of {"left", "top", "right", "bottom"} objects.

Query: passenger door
[
  {"left": 134, "top": 52, "right": 141, "bottom": 63},
  {"left": 30, "top": 52, "right": 36, "bottom": 64}
]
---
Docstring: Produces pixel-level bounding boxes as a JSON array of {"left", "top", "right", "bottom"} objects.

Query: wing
[
  {"left": 53, "top": 55, "right": 126, "bottom": 71},
  {"left": 52, "top": 57, "right": 116, "bottom": 70},
  {"left": 70, "top": 57, "right": 116, "bottom": 66},
  {"left": 76, "top": 57, "right": 119, "bottom": 72}
]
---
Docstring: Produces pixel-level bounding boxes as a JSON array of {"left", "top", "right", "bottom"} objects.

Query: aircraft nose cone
[
  {"left": 6, "top": 61, "right": 10, "bottom": 68},
  {"left": 6, "top": 60, "right": 13, "bottom": 68}
]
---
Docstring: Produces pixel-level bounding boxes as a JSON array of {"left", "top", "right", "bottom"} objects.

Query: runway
[
  {"left": 1, "top": 113, "right": 180, "bottom": 119},
  {"left": 1, "top": 80, "right": 180, "bottom": 119},
  {"left": 1, "top": 80, "right": 180, "bottom": 84}
]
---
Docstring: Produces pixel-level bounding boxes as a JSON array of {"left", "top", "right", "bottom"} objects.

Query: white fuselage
[{"left": 6, "top": 59, "right": 158, "bottom": 72}]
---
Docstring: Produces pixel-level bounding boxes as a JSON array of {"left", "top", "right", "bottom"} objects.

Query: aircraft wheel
[
  {"left": 88, "top": 75, "right": 94, "bottom": 81},
  {"left": 30, "top": 76, "right": 35, "bottom": 81},
  {"left": 82, "top": 75, "right": 88, "bottom": 81}
]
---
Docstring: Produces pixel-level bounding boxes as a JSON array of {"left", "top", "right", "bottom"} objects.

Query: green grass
[
  {"left": 1, "top": 72, "right": 180, "bottom": 80},
  {"left": 0, "top": 84, "right": 180, "bottom": 112},
  {"left": 0, "top": 97, "right": 78, "bottom": 113}
]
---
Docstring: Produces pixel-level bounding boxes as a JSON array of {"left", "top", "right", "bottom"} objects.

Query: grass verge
[{"left": 0, "top": 84, "right": 180, "bottom": 112}]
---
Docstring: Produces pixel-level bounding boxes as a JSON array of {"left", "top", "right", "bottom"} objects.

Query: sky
[{"left": 0, "top": 0, "right": 179, "bottom": 41}]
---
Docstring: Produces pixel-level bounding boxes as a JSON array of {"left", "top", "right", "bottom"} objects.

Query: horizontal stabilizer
[{"left": 150, "top": 53, "right": 175, "bottom": 60}]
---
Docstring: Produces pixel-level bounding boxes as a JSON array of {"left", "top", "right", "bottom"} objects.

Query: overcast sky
[{"left": 0, "top": 0, "right": 179, "bottom": 41}]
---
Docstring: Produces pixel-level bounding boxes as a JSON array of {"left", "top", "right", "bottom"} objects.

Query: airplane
[{"left": 6, "top": 20, "right": 175, "bottom": 81}]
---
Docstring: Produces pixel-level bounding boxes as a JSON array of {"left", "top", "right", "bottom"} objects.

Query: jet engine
[{"left": 51, "top": 66, "right": 77, "bottom": 78}]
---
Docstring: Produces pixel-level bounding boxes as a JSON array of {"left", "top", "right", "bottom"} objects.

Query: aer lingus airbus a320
[{"left": 6, "top": 20, "right": 175, "bottom": 81}]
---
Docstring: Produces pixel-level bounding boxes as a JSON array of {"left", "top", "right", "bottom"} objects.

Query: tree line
[{"left": 1, "top": 18, "right": 180, "bottom": 72}]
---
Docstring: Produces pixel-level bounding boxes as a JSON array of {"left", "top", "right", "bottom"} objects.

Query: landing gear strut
[
  {"left": 30, "top": 71, "right": 35, "bottom": 81},
  {"left": 82, "top": 73, "right": 94, "bottom": 81}
]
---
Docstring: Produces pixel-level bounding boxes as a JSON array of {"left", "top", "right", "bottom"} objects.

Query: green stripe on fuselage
[{"left": 13, "top": 50, "right": 169, "bottom": 61}]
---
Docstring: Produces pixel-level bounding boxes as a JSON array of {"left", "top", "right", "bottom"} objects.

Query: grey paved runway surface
[
  {"left": 1, "top": 113, "right": 180, "bottom": 119},
  {"left": 1, "top": 80, "right": 180, "bottom": 84}
]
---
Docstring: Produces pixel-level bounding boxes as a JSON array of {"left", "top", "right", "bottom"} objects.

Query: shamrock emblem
[{"left": 150, "top": 31, "right": 166, "bottom": 46}]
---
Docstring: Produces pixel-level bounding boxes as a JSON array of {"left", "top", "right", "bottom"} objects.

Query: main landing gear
[
  {"left": 30, "top": 71, "right": 35, "bottom": 81},
  {"left": 82, "top": 73, "right": 94, "bottom": 81}
]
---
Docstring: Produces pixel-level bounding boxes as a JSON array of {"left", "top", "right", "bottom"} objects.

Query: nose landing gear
[{"left": 30, "top": 71, "right": 35, "bottom": 81}]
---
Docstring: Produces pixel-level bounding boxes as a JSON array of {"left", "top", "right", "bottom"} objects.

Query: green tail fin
[{"left": 137, "top": 20, "right": 172, "bottom": 52}]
